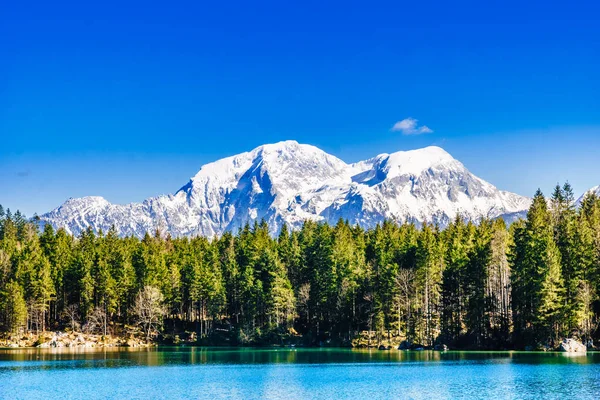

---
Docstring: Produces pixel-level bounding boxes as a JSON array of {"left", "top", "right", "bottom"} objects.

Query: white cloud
[{"left": 391, "top": 117, "right": 433, "bottom": 135}]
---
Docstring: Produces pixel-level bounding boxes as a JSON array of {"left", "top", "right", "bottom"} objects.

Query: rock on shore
[
  {"left": 1, "top": 332, "right": 152, "bottom": 348},
  {"left": 559, "top": 338, "right": 587, "bottom": 353}
]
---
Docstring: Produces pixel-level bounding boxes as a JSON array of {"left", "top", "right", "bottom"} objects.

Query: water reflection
[
  {"left": 1, "top": 348, "right": 599, "bottom": 400},
  {"left": 1, "top": 347, "right": 598, "bottom": 369}
]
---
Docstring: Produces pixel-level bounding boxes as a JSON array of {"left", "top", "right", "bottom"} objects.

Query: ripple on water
[{"left": 0, "top": 348, "right": 599, "bottom": 400}]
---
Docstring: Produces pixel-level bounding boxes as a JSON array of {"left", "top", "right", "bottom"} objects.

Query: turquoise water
[{"left": 1, "top": 348, "right": 599, "bottom": 399}]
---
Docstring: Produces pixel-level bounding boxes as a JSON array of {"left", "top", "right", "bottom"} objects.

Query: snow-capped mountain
[
  {"left": 577, "top": 185, "right": 600, "bottom": 205},
  {"left": 39, "top": 141, "right": 532, "bottom": 238}
]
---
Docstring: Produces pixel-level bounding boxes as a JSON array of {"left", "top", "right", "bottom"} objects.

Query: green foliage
[
  {"left": 0, "top": 186, "right": 599, "bottom": 348},
  {"left": 1, "top": 280, "right": 28, "bottom": 334}
]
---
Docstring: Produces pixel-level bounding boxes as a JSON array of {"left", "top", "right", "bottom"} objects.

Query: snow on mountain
[
  {"left": 576, "top": 185, "right": 600, "bottom": 206},
  {"left": 39, "top": 141, "right": 532, "bottom": 238}
]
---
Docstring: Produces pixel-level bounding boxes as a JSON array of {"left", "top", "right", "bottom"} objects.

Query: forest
[{"left": 1, "top": 183, "right": 599, "bottom": 350}]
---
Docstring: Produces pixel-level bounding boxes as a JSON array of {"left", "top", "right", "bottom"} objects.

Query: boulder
[
  {"left": 37, "top": 335, "right": 60, "bottom": 348},
  {"left": 434, "top": 344, "right": 449, "bottom": 351},
  {"left": 559, "top": 338, "right": 586, "bottom": 353},
  {"left": 398, "top": 340, "right": 411, "bottom": 350}
]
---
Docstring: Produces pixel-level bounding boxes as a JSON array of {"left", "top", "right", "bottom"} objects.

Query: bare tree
[
  {"left": 83, "top": 307, "right": 109, "bottom": 335},
  {"left": 62, "top": 304, "right": 80, "bottom": 332},
  {"left": 395, "top": 268, "right": 416, "bottom": 338},
  {"left": 27, "top": 300, "right": 45, "bottom": 334},
  {"left": 0, "top": 250, "right": 11, "bottom": 287},
  {"left": 132, "top": 286, "right": 167, "bottom": 341}
]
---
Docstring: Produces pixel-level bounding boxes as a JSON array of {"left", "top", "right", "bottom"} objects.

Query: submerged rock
[{"left": 559, "top": 338, "right": 586, "bottom": 353}]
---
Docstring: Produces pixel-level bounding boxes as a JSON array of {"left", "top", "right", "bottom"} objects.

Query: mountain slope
[
  {"left": 39, "top": 141, "right": 532, "bottom": 237},
  {"left": 576, "top": 185, "right": 600, "bottom": 206}
]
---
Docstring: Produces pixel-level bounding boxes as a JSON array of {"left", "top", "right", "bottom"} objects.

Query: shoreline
[
  {"left": 1, "top": 342, "right": 596, "bottom": 354},
  {"left": 0, "top": 332, "right": 154, "bottom": 349}
]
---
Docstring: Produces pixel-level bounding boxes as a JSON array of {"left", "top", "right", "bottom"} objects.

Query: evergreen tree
[
  {"left": 551, "top": 183, "right": 580, "bottom": 333},
  {"left": 441, "top": 216, "right": 473, "bottom": 346},
  {"left": 511, "top": 190, "right": 564, "bottom": 346},
  {"left": 1, "top": 188, "right": 600, "bottom": 349},
  {"left": 415, "top": 224, "right": 443, "bottom": 346},
  {"left": 464, "top": 219, "right": 493, "bottom": 347},
  {"left": 1, "top": 280, "right": 28, "bottom": 334}
]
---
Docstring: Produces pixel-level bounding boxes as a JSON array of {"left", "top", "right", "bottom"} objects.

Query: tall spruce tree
[
  {"left": 415, "top": 224, "right": 444, "bottom": 346},
  {"left": 512, "top": 190, "right": 564, "bottom": 346},
  {"left": 1, "top": 187, "right": 600, "bottom": 349},
  {"left": 1, "top": 280, "right": 28, "bottom": 334}
]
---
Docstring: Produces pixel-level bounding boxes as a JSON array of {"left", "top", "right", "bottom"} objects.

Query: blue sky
[{"left": 1, "top": 0, "right": 599, "bottom": 217}]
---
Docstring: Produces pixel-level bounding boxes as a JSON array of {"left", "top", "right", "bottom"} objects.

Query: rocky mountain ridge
[{"left": 39, "top": 140, "right": 533, "bottom": 238}]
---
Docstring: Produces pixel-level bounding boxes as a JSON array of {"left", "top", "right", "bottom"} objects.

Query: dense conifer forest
[{"left": 1, "top": 183, "right": 599, "bottom": 349}]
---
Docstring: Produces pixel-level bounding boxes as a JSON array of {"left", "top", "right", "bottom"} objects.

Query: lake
[{"left": 1, "top": 348, "right": 599, "bottom": 399}]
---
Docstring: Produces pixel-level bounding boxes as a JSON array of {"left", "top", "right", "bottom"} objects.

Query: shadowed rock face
[{"left": 39, "top": 141, "right": 532, "bottom": 238}]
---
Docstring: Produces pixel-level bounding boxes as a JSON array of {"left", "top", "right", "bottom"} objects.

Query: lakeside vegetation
[{"left": 1, "top": 183, "right": 599, "bottom": 349}]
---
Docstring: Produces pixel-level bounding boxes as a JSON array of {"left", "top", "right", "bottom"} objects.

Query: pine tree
[
  {"left": 580, "top": 192, "right": 600, "bottom": 335},
  {"left": 70, "top": 227, "right": 96, "bottom": 319},
  {"left": 306, "top": 223, "right": 335, "bottom": 340},
  {"left": 31, "top": 257, "right": 55, "bottom": 332},
  {"left": 511, "top": 190, "right": 564, "bottom": 346},
  {"left": 217, "top": 232, "right": 241, "bottom": 325},
  {"left": 551, "top": 183, "right": 580, "bottom": 333},
  {"left": 572, "top": 213, "right": 597, "bottom": 339},
  {"left": 332, "top": 220, "right": 365, "bottom": 339},
  {"left": 257, "top": 245, "right": 295, "bottom": 331},
  {"left": 1, "top": 280, "right": 28, "bottom": 334},
  {"left": 13, "top": 210, "right": 27, "bottom": 240},
  {"left": 415, "top": 224, "right": 443, "bottom": 346},
  {"left": 509, "top": 219, "right": 530, "bottom": 345},
  {"left": 3, "top": 188, "right": 600, "bottom": 349},
  {"left": 464, "top": 219, "right": 493, "bottom": 347},
  {"left": 441, "top": 216, "right": 472, "bottom": 345}
]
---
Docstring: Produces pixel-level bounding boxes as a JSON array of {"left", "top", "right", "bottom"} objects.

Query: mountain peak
[
  {"left": 386, "top": 145, "right": 457, "bottom": 167},
  {"left": 61, "top": 196, "right": 110, "bottom": 208},
  {"left": 255, "top": 140, "right": 337, "bottom": 162},
  {"left": 407, "top": 145, "right": 453, "bottom": 159},
  {"left": 257, "top": 139, "right": 301, "bottom": 152},
  {"left": 358, "top": 145, "right": 461, "bottom": 181},
  {"left": 40, "top": 142, "right": 532, "bottom": 238}
]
